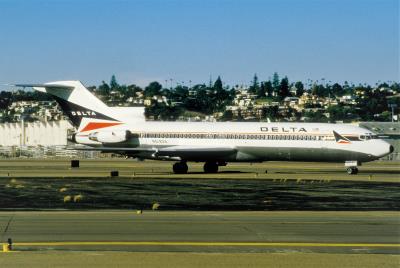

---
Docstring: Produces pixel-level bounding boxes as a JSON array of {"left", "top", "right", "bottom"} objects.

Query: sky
[{"left": 0, "top": 0, "right": 398, "bottom": 88}]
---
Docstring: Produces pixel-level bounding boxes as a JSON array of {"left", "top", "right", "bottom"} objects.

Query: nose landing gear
[
  {"left": 346, "top": 167, "right": 358, "bottom": 175},
  {"left": 345, "top": 161, "right": 360, "bottom": 175}
]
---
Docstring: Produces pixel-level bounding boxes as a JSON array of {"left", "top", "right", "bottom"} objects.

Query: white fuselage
[{"left": 75, "top": 121, "right": 392, "bottom": 163}]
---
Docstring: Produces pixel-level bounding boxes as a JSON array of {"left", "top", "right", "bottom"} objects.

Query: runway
[
  {"left": 1, "top": 211, "right": 399, "bottom": 254},
  {"left": 0, "top": 159, "right": 399, "bottom": 182}
]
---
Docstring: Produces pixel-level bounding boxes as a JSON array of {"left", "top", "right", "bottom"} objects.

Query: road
[{"left": 1, "top": 211, "right": 399, "bottom": 254}]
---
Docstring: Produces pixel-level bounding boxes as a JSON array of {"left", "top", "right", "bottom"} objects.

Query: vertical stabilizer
[{"left": 15, "top": 80, "right": 146, "bottom": 132}]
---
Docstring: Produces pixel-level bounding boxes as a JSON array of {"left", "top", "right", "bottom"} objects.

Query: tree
[
  {"left": 214, "top": 87, "right": 230, "bottom": 111},
  {"left": 214, "top": 76, "right": 223, "bottom": 91},
  {"left": 87, "top": 86, "right": 96, "bottom": 93},
  {"left": 272, "top": 72, "right": 280, "bottom": 96},
  {"left": 264, "top": 81, "right": 273, "bottom": 97},
  {"left": 311, "top": 84, "right": 318, "bottom": 96},
  {"left": 278, "top": 76, "right": 290, "bottom": 100},
  {"left": 97, "top": 81, "right": 110, "bottom": 95},
  {"left": 304, "top": 110, "right": 328, "bottom": 122},
  {"left": 312, "top": 83, "right": 328, "bottom": 97},
  {"left": 126, "top": 84, "right": 143, "bottom": 98},
  {"left": 294, "top": 81, "right": 304, "bottom": 97},
  {"left": 145, "top": 101, "right": 183, "bottom": 121},
  {"left": 262, "top": 105, "right": 279, "bottom": 121},
  {"left": 390, "top": 82, "right": 400, "bottom": 93},
  {"left": 377, "top": 111, "right": 392, "bottom": 121},
  {"left": 332, "top": 83, "right": 343, "bottom": 96},
  {"left": 257, "top": 82, "right": 266, "bottom": 98},
  {"left": 0, "top": 91, "right": 12, "bottom": 110},
  {"left": 209, "top": 76, "right": 232, "bottom": 112},
  {"left": 173, "top": 85, "right": 189, "bottom": 101},
  {"left": 327, "top": 104, "right": 357, "bottom": 122},
  {"left": 110, "top": 75, "right": 119, "bottom": 90},
  {"left": 355, "top": 86, "right": 390, "bottom": 121},
  {"left": 220, "top": 110, "right": 233, "bottom": 121},
  {"left": 144, "top": 81, "right": 162, "bottom": 97},
  {"left": 248, "top": 74, "right": 260, "bottom": 94},
  {"left": 378, "top": 82, "right": 390, "bottom": 89},
  {"left": 184, "top": 87, "right": 214, "bottom": 114}
]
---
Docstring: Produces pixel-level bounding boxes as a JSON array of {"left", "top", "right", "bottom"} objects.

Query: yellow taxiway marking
[{"left": 12, "top": 242, "right": 400, "bottom": 248}]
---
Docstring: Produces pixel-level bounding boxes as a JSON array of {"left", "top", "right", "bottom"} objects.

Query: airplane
[{"left": 14, "top": 81, "right": 394, "bottom": 175}]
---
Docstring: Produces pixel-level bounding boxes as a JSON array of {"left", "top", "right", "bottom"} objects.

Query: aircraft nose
[{"left": 374, "top": 141, "right": 395, "bottom": 158}]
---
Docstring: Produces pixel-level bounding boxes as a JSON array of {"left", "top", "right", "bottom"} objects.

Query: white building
[{"left": 0, "top": 120, "right": 73, "bottom": 146}]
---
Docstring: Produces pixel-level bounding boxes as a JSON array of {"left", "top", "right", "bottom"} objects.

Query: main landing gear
[
  {"left": 173, "top": 161, "right": 188, "bottom": 174},
  {"left": 172, "top": 161, "right": 225, "bottom": 174},
  {"left": 203, "top": 161, "right": 219, "bottom": 173},
  {"left": 345, "top": 161, "right": 360, "bottom": 175}
]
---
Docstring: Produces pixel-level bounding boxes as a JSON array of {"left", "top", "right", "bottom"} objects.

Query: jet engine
[{"left": 88, "top": 130, "right": 131, "bottom": 143}]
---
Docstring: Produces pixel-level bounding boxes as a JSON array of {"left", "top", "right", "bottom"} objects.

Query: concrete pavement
[{"left": 1, "top": 211, "right": 399, "bottom": 254}]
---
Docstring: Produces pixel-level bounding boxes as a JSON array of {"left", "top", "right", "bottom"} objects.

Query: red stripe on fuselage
[{"left": 81, "top": 122, "right": 122, "bottom": 132}]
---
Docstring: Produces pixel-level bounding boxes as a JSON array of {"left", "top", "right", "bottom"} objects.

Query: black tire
[
  {"left": 346, "top": 167, "right": 358, "bottom": 175},
  {"left": 352, "top": 167, "right": 358, "bottom": 174},
  {"left": 173, "top": 162, "right": 188, "bottom": 174},
  {"left": 204, "top": 162, "right": 218, "bottom": 173}
]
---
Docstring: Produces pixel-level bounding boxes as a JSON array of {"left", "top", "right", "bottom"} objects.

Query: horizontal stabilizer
[{"left": 13, "top": 84, "right": 74, "bottom": 90}]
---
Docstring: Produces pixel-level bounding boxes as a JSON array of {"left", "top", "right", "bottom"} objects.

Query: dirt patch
[{"left": 1, "top": 178, "right": 399, "bottom": 211}]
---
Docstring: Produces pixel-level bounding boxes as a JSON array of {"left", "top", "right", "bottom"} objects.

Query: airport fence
[{"left": 0, "top": 146, "right": 103, "bottom": 159}]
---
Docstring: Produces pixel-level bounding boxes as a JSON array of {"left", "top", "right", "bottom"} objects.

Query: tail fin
[
  {"left": 333, "top": 130, "right": 351, "bottom": 144},
  {"left": 15, "top": 81, "right": 121, "bottom": 131}
]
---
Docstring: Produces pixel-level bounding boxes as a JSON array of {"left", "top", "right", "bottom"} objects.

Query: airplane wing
[
  {"left": 68, "top": 146, "right": 155, "bottom": 153},
  {"left": 157, "top": 145, "right": 237, "bottom": 159},
  {"left": 68, "top": 145, "right": 237, "bottom": 160}
]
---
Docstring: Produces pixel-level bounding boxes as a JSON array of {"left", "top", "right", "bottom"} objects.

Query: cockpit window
[{"left": 360, "top": 134, "right": 379, "bottom": 140}]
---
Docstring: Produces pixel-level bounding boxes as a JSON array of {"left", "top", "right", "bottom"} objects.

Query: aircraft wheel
[
  {"left": 346, "top": 167, "right": 358, "bottom": 175},
  {"left": 173, "top": 162, "right": 188, "bottom": 174},
  {"left": 204, "top": 162, "right": 218, "bottom": 173}
]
